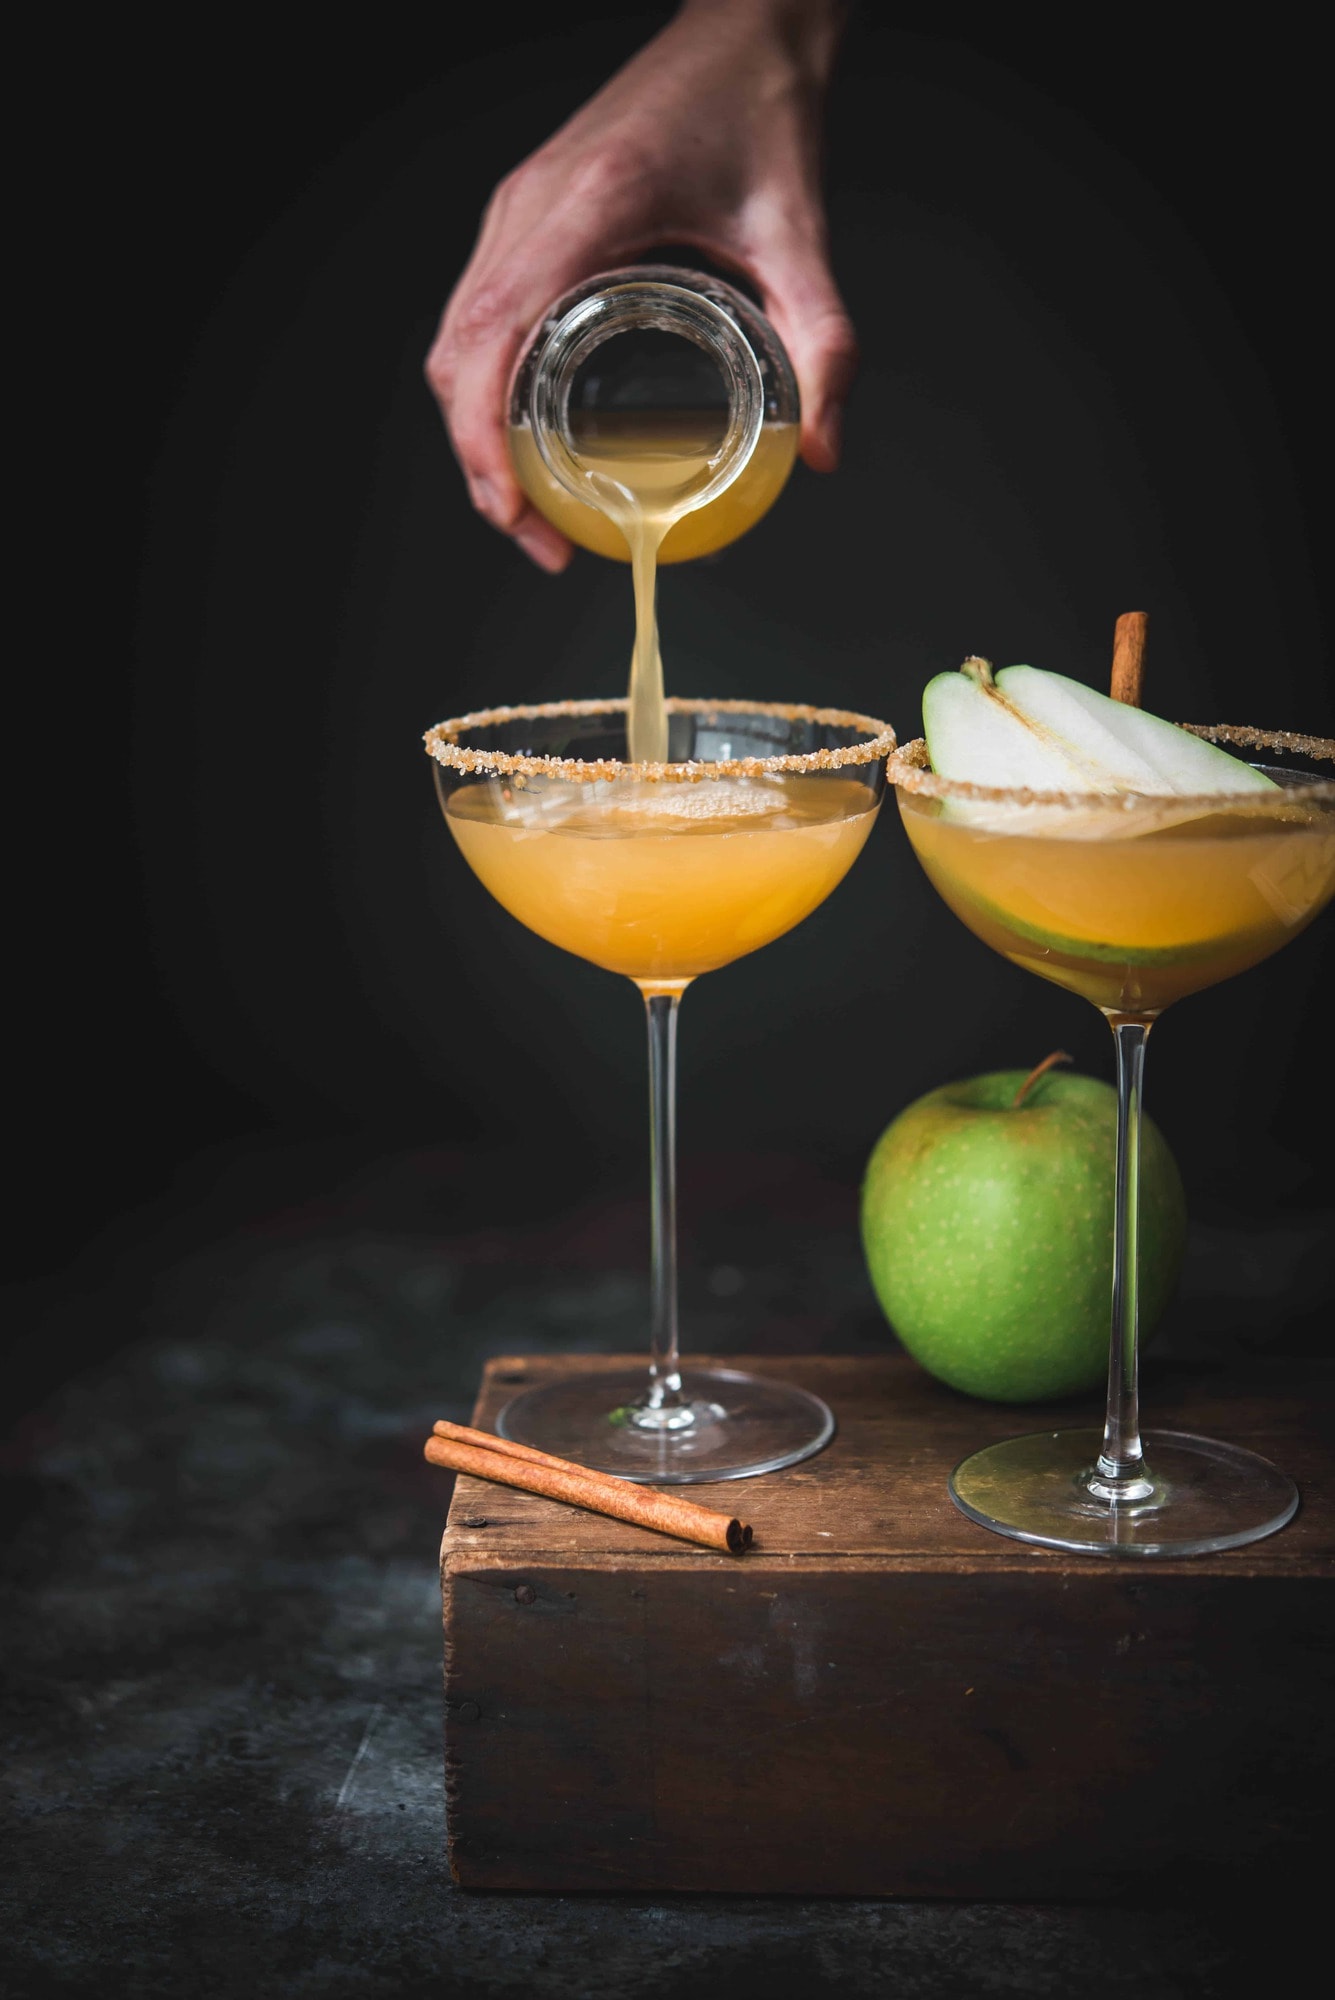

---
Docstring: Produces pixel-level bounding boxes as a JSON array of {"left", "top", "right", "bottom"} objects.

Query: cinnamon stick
[
  {"left": 1111, "top": 610, "right": 1148, "bottom": 706},
  {"left": 433, "top": 1417, "right": 624, "bottom": 1479},
  {"left": 424, "top": 1425, "right": 753, "bottom": 1555}
]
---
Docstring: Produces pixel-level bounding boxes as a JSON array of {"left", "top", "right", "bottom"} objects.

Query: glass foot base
[
  {"left": 497, "top": 1367, "right": 835, "bottom": 1484},
  {"left": 949, "top": 1428, "right": 1299, "bottom": 1557}
]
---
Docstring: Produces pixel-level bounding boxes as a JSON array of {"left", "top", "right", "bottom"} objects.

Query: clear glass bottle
[{"left": 508, "top": 265, "right": 800, "bottom": 564}]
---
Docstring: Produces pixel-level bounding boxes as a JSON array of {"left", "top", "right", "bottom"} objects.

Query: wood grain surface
[{"left": 444, "top": 1353, "right": 1335, "bottom": 1572}]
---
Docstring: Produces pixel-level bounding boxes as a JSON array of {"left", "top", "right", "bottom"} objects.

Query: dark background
[
  {"left": 25, "top": 7, "right": 1333, "bottom": 1350},
  {"left": 5, "top": 14, "right": 1332, "bottom": 1994}
]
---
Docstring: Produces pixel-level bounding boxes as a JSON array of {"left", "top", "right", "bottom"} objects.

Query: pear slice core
[{"left": 922, "top": 668, "right": 1094, "bottom": 793}]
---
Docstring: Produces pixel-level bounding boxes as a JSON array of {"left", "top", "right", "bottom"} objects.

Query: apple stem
[
  {"left": 1012, "top": 1050, "right": 1073, "bottom": 1108},
  {"left": 1111, "top": 611, "right": 1148, "bottom": 706},
  {"left": 959, "top": 656, "right": 994, "bottom": 688}
]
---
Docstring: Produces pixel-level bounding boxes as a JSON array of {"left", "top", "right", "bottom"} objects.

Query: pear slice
[
  {"left": 994, "top": 666, "right": 1276, "bottom": 796},
  {"left": 922, "top": 659, "right": 1275, "bottom": 833},
  {"left": 921, "top": 662, "right": 1097, "bottom": 793}
]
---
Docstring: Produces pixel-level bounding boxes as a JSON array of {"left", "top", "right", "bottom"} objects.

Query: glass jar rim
[
  {"left": 526, "top": 279, "right": 766, "bottom": 519},
  {"left": 425, "top": 696, "right": 897, "bottom": 785},
  {"left": 508, "top": 264, "right": 797, "bottom": 418},
  {"left": 889, "top": 725, "right": 1335, "bottom": 812}
]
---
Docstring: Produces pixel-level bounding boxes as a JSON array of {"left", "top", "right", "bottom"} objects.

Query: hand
[{"left": 425, "top": 0, "right": 854, "bottom": 571}]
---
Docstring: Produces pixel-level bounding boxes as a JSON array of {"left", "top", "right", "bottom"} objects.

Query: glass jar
[{"left": 508, "top": 265, "right": 800, "bottom": 564}]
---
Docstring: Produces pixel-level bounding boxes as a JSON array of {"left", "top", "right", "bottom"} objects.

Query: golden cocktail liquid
[
  {"left": 900, "top": 791, "right": 1335, "bottom": 1016},
  {"left": 508, "top": 418, "right": 798, "bottom": 565},
  {"left": 509, "top": 411, "right": 797, "bottom": 767},
  {"left": 447, "top": 772, "right": 876, "bottom": 990}
]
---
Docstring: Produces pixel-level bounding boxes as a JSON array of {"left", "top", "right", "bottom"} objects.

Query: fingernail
[{"left": 473, "top": 478, "right": 501, "bottom": 521}]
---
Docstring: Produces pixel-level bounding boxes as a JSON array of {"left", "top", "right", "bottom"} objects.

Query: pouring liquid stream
[{"left": 568, "top": 410, "right": 733, "bottom": 764}]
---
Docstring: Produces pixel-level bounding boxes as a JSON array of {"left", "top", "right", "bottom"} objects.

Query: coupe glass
[
  {"left": 890, "top": 724, "right": 1335, "bottom": 1555},
  {"left": 427, "top": 696, "right": 894, "bottom": 1481}
]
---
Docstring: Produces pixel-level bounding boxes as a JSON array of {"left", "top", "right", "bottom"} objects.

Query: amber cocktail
[
  {"left": 893, "top": 724, "right": 1335, "bottom": 1555},
  {"left": 428, "top": 697, "right": 893, "bottom": 1482}
]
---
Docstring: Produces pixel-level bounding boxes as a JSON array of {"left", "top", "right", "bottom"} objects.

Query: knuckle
[
  {"left": 423, "top": 346, "right": 456, "bottom": 400},
  {"left": 486, "top": 163, "right": 526, "bottom": 210},
  {"left": 566, "top": 136, "right": 653, "bottom": 207},
  {"left": 821, "top": 312, "right": 859, "bottom": 366},
  {"left": 450, "top": 279, "right": 519, "bottom": 350},
  {"left": 804, "top": 302, "right": 858, "bottom": 374}
]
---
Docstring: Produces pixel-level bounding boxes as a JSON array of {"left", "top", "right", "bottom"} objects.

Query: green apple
[{"left": 859, "top": 1058, "right": 1187, "bottom": 1402}]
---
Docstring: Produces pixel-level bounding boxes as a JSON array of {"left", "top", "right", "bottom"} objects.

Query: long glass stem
[
  {"left": 1090, "top": 1017, "right": 1154, "bottom": 1502},
  {"left": 643, "top": 991, "right": 683, "bottom": 1411}
]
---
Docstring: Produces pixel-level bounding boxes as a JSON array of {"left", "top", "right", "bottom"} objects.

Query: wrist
[{"left": 675, "top": 0, "right": 848, "bottom": 87}]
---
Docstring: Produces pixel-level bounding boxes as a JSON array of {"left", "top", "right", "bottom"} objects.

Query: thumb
[{"left": 751, "top": 234, "right": 858, "bottom": 473}]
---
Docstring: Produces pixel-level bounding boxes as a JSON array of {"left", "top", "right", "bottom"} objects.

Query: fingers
[
  {"left": 783, "top": 294, "right": 860, "bottom": 473},
  {"left": 424, "top": 285, "right": 524, "bottom": 524},
  {"left": 424, "top": 268, "right": 574, "bottom": 572},
  {"left": 511, "top": 505, "right": 574, "bottom": 574},
  {"left": 748, "top": 231, "right": 859, "bottom": 473}
]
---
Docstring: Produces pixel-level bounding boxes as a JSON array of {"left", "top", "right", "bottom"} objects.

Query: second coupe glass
[{"left": 890, "top": 724, "right": 1335, "bottom": 1555}]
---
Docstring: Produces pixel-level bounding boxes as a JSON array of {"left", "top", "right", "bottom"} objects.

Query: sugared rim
[
  {"left": 888, "top": 723, "right": 1335, "bottom": 811},
  {"left": 424, "top": 696, "right": 897, "bottom": 783}
]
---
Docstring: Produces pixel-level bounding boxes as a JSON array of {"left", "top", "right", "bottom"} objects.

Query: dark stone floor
[{"left": 4, "top": 1145, "right": 1331, "bottom": 1997}]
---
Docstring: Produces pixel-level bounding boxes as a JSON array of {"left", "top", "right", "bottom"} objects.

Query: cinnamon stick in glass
[
  {"left": 424, "top": 1422, "right": 753, "bottom": 1555},
  {"left": 1111, "top": 610, "right": 1148, "bottom": 706}
]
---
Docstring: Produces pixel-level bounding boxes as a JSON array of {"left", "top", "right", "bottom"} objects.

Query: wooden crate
[{"left": 440, "top": 1353, "right": 1333, "bottom": 1896}]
